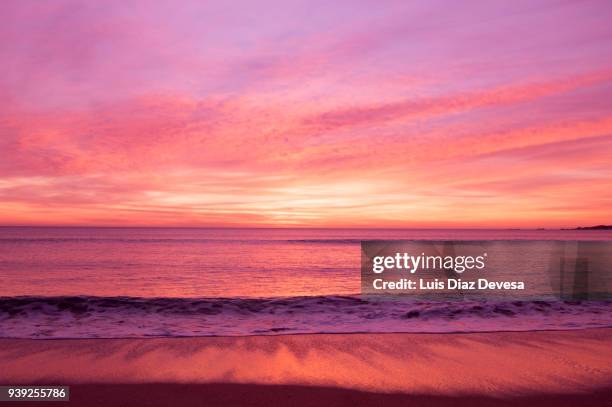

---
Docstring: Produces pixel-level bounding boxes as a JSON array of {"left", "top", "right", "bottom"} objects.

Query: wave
[{"left": 1, "top": 295, "right": 610, "bottom": 338}]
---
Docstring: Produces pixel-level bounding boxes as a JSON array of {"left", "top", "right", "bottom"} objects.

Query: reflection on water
[{"left": 1, "top": 227, "right": 611, "bottom": 298}]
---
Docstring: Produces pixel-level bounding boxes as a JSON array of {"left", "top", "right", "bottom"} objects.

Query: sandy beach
[{"left": 1, "top": 328, "right": 611, "bottom": 406}]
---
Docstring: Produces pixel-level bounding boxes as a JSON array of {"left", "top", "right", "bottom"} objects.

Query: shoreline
[
  {"left": 4, "top": 295, "right": 610, "bottom": 338},
  {"left": 1, "top": 328, "right": 610, "bottom": 400},
  {"left": 1, "top": 325, "right": 612, "bottom": 340}
]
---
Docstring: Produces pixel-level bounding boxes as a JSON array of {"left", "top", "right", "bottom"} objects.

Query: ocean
[{"left": 1, "top": 227, "right": 611, "bottom": 338}]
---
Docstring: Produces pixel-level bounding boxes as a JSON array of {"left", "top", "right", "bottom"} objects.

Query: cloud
[{"left": 1, "top": 0, "right": 612, "bottom": 226}]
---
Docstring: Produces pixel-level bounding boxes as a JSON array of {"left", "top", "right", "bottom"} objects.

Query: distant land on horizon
[{"left": 569, "top": 225, "right": 612, "bottom": 230}]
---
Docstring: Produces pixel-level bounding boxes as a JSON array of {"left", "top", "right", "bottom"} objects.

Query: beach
[{"left": 1, "top": 328, "right": 611, "bottom": 406}]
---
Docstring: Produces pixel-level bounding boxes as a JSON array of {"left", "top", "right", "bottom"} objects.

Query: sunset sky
[{"left": 1, "top": 0, "right": 612, "bottom": 228}]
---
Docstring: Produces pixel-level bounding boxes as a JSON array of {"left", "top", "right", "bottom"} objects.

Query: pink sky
[{"left": 1, "top": 0, "right": 612, "bottom": 227}]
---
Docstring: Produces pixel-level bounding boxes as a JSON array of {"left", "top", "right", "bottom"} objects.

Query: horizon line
[{"left": 0, "top": 225, "right": 593, "bottom": 230}]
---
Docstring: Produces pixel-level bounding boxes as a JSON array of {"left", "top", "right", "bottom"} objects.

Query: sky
[{"left": 1, "top": 0, "right": 612, "bottom": 228}]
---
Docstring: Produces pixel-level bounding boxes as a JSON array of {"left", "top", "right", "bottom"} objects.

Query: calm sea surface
[
  {"left": 0, "top": 227, "right": 611, "bottom": 338},
  {"left": 2, "top": 227, "right": 612, "bottom": 297}
]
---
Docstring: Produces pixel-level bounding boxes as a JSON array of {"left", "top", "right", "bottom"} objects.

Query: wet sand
[{"left": 1, "top": 328, "right": 611, "bottom": 406}]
